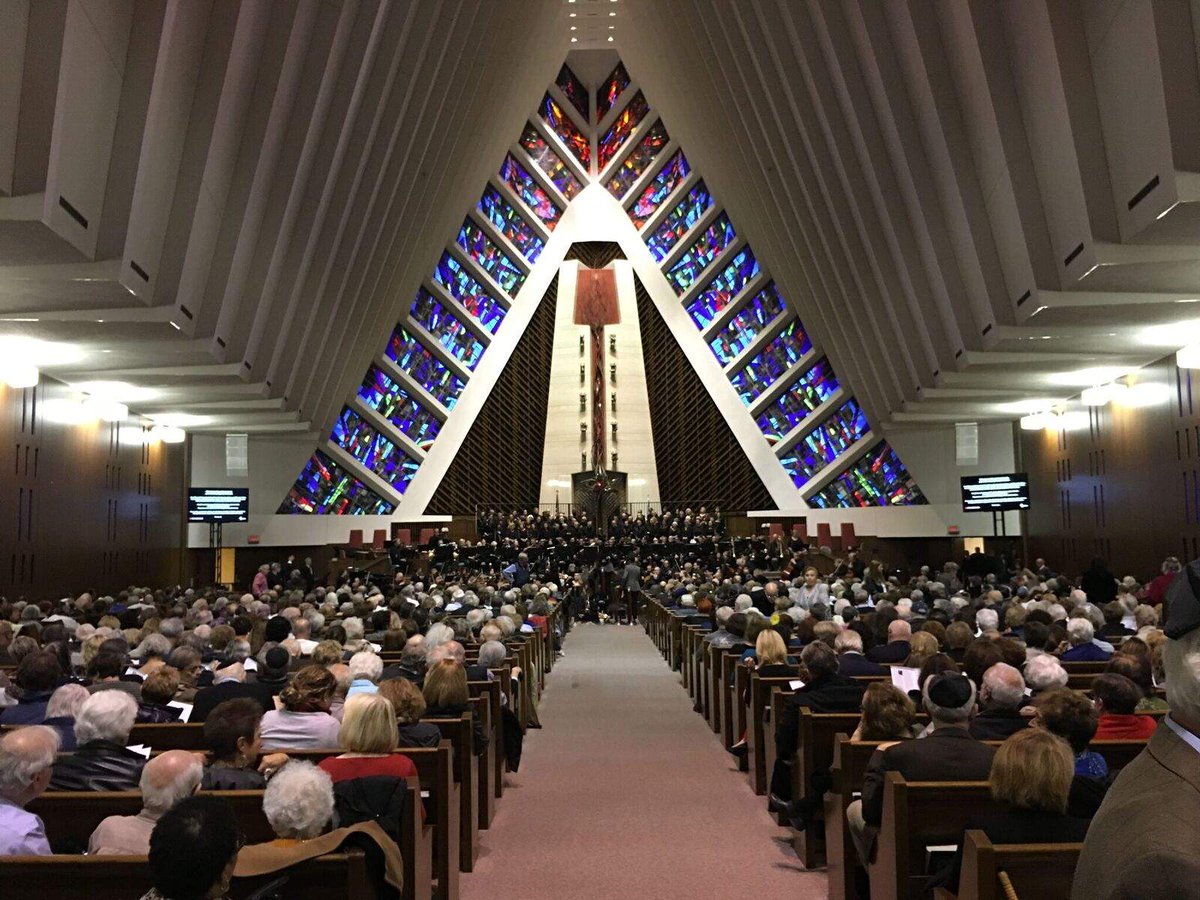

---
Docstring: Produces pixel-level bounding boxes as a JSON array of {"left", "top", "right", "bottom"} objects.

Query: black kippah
[{"left": 926, "top": 672, "right": 973, "bottom": 709}]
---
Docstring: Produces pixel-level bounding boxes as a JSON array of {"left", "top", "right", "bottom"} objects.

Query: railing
[{"left": 473, "top": 500, "right": 726, "bottom": 519}]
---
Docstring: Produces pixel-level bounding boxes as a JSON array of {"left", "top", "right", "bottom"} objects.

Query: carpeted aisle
[{"left": 460, "top": 622, "right": 826, "bottom": 899}]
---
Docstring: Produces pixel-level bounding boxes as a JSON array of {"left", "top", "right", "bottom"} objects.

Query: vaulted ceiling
[{"left": 4, "top": 0, "right": 1200, "bottom": 442}]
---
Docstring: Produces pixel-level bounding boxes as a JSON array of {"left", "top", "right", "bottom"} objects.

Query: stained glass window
[
  {"left": 518, "top": 125, "right": 582, "bottom": 201},
  {"left": 278, "top": 449, "right": 395, "bottom": 515},
  {"left": 501, "top": 151, "right": 565, "bottom": 227},
  {"left": 685, "top": 247, "right": 762, "bottom": 328},
  {"left": 456, "top": 220, "right": 524, "bottom": 296},
  {"left": 357, "top": 365, "right": 441, "bottom": 449},
  {"left": 780, "top": 399, "right": 870, "bottom": 487},
  {"left": 808, "top": 442, "right": 926, "bottom": 508},
  {"left": 596, "top": 61, "right": 630, "bottom": 122},
  {"left": 478, "top": 185, "right": 544, "bottom": 263},
  {"left": 432, "top": 252, "right": 506, "bottom": 334},
  {"left": 645, "top": 180, "right": 713, "bottom": 262},
  {"left": 628, "top": 150, "right": 691, "bottom": 230},
  {"left": 384, "top": 326, "right": 466, "bottom": 410},
  {"left": 605, "top": 120, "right": 669, "bottom": 200},
  {"left": 539, "top": 93, "right": 589, "bottom": 168},
  {"left": 709, "top": 284, "right": 788, "bottom": 365},
  {"left": 331, "top": 406, "right": 420, "bottom": 491},
  {"left": 556, "top": 63, "right": 589, "bottom": 122},
  {"left": 598, "top": 91, "right": 649, "bottom": 171},
  {"left": 755, "top": 359, "right": 839, "bottom": 440},
  {"left": 729, "top": 321, "right": 813, "bottom": 405},
  {"left": 665, "top": 213, "right": 736, "bottom": 296},
  {"left": 410, "top": 289, "right": 485, "bottom": 370}
]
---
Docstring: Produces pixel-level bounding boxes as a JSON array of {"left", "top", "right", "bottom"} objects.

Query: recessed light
[
  {"left": 169, "top": 321, "right": 180, "bottom": 330},
  {"left": 0, "top": 317, "right": 39, "bottom": 322},
  {"left": 570, "top": 25, "right": 576, "bottom": 29},
  {"left": 609, "top": 24, "right": 614, "bottom": 29},
  {"left": 607, "top": 35, "right": 613, "bottom": 40},
  {"left": 569, "top": 11, "right": 576, "bottom": 15},
  {"left": 609, "top": 10, "right": 616, "bottom": 14},
  {"left": 571, "top": 36, "right": 577, "bottom": 42}
]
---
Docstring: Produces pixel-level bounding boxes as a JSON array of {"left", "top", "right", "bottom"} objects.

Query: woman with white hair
[
  {"left": 42, "top": 682, "right": 89, "bottom": 750},
  {"left": 49, "top": 690, "right": 145, "bottom": 791},
  {"left": 1024, "top": 654, "right": 1069, "bottom": 695}
]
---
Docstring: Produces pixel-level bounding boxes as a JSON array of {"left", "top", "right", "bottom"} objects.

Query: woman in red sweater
[
  {"left": 1091, "top": 673, "right": 1159, "bottom": 741},
  {"left": 318, "top": 692, "right": 417, "bottom": 783}
]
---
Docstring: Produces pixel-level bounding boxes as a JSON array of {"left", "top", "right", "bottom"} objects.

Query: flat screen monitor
[
  {"left": 189, "top": 488, "right": 250, "bottom": 523},
  {"left": 960, "top": 474, "right": 1030, "bottom": 512}
]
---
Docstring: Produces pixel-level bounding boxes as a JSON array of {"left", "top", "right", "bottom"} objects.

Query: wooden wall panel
[
  {"left": 0, "top": 377, "right": 185, "bottom": 599},
  {"left": 1022, "top": 355, "right": 1191, "bottom": 578}
]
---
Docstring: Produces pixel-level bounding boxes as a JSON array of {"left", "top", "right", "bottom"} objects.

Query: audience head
[
  {"left": 834, "top": 629, "right": 864, "bottom": 655},
  {"left": 0, "top": 725, "right": 60, "bottom": 806},
  {"left": 980, "top": 662, "right": 1026, "bottom": 711},
  {"left": 148, "top": 796, "right": 242, "bottom": 900},
  {"left": 203, "top": 698, "right": 265, "bottom": 765},
  {"left": 962, "top": 639, "right": 1004, "bottom": 688},
  {"left": 339, "top": 692, "right": 398, "bottom": 754},
  {"left": 1034, "top": 688, "right": 1099, "bottom": 754},
  {"left": 263, "top": 761, "right": 333, "bottom": 840},
  {"left": 989, "top": 728, "right": 1074, "bottom": 815},
  {"left": 478, "top": 640, "right": 506, "bottom": 669},
  {"left": 1066, "top": 618, "right": 1095, "bottom": 646},
  {"left": 141, "top": 749, "right": 203, "bottom": 814},
  {"left": 378, "top": 677, "right": 427, "bottom": 725},
  {"left": 1024, "top": 654, "right": 1069, "bottom": 693},
  {"left": 887, "top": 619, "right": 912, "bottom": 643},
  {"left": 45, "top": 682, "right": 89, "bottom": 720},
  {"left": 1091, "top": 673, "right": 1141, "bottom": 716},
  {"left": 15, "top": 650, "right": 61, "bottom": 695},
  {"left": 921, "top": 672, "right": 976, "bottom": 726},
  {"left": 142, "top": 666, "right": 181, "bottom": 706},
  {"left": 75, "top": 690, "right": 138, "bottom": 745},
  {"left": 799, "top": 640, "right": 838, "bottom": 680},
  {"left": 279, "top": 665, "right": 336, "bottom": 713},
  {"left": 348, "top": 651, "right": 384, "bottom": 684},
  {"left": 859, "top": 683, "right": 917, "bottom": 741},
  {"left": 755, "top": 629, "right": 789, "bottom": 666},
  {"left": 423, "top": 659, "right": 469, "bottom": 709}
]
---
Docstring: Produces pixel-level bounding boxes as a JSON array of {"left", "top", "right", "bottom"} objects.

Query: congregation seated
[
  {"left": 1060, "top": 618, "right": 1111, "bottom": 662},
  {"left": 201, "top": 698, "right": 288, "bottom": 790},
  {"left": 0, "top": 724, "right": 59, "bottom": 855},
  {"left": 0, "top": 652, "right": 60, "bottom": 725},
  {"left": 348, "top": 651, "right": 384, "bottom": 697},
  {"left": 865, "top": 619, "right": 911, "bottom": 664},
  {"left": 85, "top": 650, "right": 143, "bottom": 702},
  {"left": 834, "top": 629, "right": 887, "bottom": 677},
  {"left": 1031, "top": 687, "right": 1109, "bottom": 817},
  {"left": 1106, "top": 651, "right": 1169, "bottom": 712},
  {"left": 378, "top": 679, "right": 441, "bottom": 748},
  {"left": 260, "top": 666, "right": 341, "bottom": 751},
  {"left": 1024, "top": 653, "right": 1069, "bottom": 696},
  {"left": 936, "top": 728, "right": 1091, "bottom": 892},
  {"left": 1091, "top": 673, "right": 1157, "bottom": 740},
  {"left": 851, "top": 682, "right": 919, "bottom": 742},
  {"left": 318, "top": 693, "right": 417, "bottom": 784},
  {"left": 423, "top": 660, "right": 487, "bottom": 754},
  {"left": 136, "top": 668, "right": 184, "bottom": 724},
  {"left": 50, "top": 691, "right": 145, "bottom": 791},
  {"left": 88, "top": 750, "right": 202, "bottom": 855},
  {"left": 191, "top": 661, "right": 273, "bottom": 724}
]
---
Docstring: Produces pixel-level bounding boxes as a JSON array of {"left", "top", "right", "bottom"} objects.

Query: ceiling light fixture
[
  {"left": 607, "top": 35, "right": 613, "bottom": 41},
  {"left": 71, "top": 381, "right": 159, "bottom": 402},
  {"left": 41, "top": 398, "right": 93, "bottom": 425},
  {"left": 151, "top": 424, "right": 186, "bottom": 444},
  {"left": 1121, "top": 381, "right": 1171, "bottom": 408},
  {"left": 0, "top": 362, "right": 39, "bottom": 389},
  {"left": 1081, "top": 384, "right": 1124, "bottom": 406},
  {"left": 85, "top": 397, "right": 128, "bottom": 422},
  {"left": 1178, "top": 343, "right": 1200, "bottom": 368},
  {"left": 1020, "top": 413, "right": 1051, "bottom": 431},
  {"left": 169, "top": 321, "right": 181, "bottom": 331}
]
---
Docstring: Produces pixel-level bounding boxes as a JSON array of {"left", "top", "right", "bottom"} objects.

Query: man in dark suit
[
  {"left": 866, "top": 619, "right": 912, "bottom": 664},
  {"left": 834, "top": 630, "right": 888, "bottom": 677},
  {"left": 848, "top": 672, "right": 995, "bottom": 863},
  {"left": 190, "top": 662, "right": 274, "bottom": 723}
]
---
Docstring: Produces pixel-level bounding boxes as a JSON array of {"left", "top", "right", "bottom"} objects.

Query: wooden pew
[
  {"left": 746, "top": 675, "right": 800, "bottom": 795},
  {"left": 868, "top": 772, "right": 992, "bottom": 900},
  {"left": 128, "top": 722, "right": 208, "bottom": 750},
  {"left": 466, "top": 691, "right": 496, "bottom": 829},
  {"left": 427, "top": 713, "right": 477, "bottom": 873},
  {"left": 27, "top": 783, "right": 431, "bottom": 900},
  {"left": 943, "top": 830, "right": 1083, "bottom": 900},
  {"left": 470, "top": 675, "right": 506, "bottom": 803},
  {"left": 0, "top": 851, "right": 377, "bottom": 900}
]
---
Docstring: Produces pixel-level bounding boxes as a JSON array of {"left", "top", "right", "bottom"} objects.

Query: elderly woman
[
  {"left": 43, "top": 682, "right": 89, "bottom": 751},
  {"left": 938, "top": 729, "right": 1090, "bottom": 892},
  {"left": 852, "top": 682, "right": 919, "bottom": 742},
  {"left": 234, "top": 760, "right": 403, "bottom": 892},
  {"left": 130, "top": 633, "right": 173, "bottom": 676},
  {"left": 259, "top": 666, "right": 341, "bottom": 751},
  {"left": 1024, "top": 653, "right": 1070, "bottom": 696},
  {"left": 201, "top": 697, "right": 289, "bottom": 790},
  {"left": 317, "top": 693, "right": 417, "bottom": 783},
  {"left": 50, "top": 690, "right": 145, "bottom": 790},
  {"left": 378, "top": 677, "right": 441, "bottom": 748},
  {"left": 347, "top": 651, "right": 383, "bottom": 696},
  {"left": 137, "top": 667, "right": 183, "bottom": 723}
]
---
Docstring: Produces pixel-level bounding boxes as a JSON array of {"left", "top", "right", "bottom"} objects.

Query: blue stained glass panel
[
  {"left": 628, "top": 150, "right": 690, "bottom": 229},
  {"left": 410, "top": 289, "right": 485, "bottom": 370},
  {"left": 685, "top": 247, "right": 761, "bottom": 328},
  {"left": 729, "top": 321, "right": 813, "bottom": 405},
  {"left": 780, "top": 399, "right": 870, "bottom": 487},
  {"left": 432, "top": 253, "right": 506, "bottom": 334},
  {"left": 755, "top": 360, "right": 839, "bottom": 440},
  {"left": 501, "top": 151, "right": 565, "bottom": 226},
  {"left": 278, "top": 449, "right": 395, "bottom": 515},
  {"left": 646, "top": 181, "right": 713, "bottom": 262},
  {"left": 708, "top": 283, "right": 788, "bottom": 365},
  {"left": 665, "top": 213, "right": 736, "bottom": 295},
  {"left": 478, "top": 185, "right": 544, "bottom": 263},
  {"left": 357, "top": 365, "right": 441, "bottom": 449},
  {"left": 384, "top": 326, "right": 466, "bottom": 410},
  {"left": 331, "top": 406, "right": 420, "bottom": 492},
  {"left": 808, "top": 442, "right": 927, "bottom": 508},
  {"left": 456, "top": 221, "right": 524, "bottom": 296}
]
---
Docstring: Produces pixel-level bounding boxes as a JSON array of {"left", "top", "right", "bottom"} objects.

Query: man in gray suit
[
  {"left": 620, "top": 558, "right": 642, "bottom": 626},
  {"left": 1072, "top": 560, "right": 1200, "bottom": 899}
]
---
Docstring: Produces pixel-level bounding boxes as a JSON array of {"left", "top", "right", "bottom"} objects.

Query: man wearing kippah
[
  {"left": 1071, "top": 559, "right": 1200, "bottom": 899},
  {"left": 847, "top": 672, "right": 995, "bottom": 864}
]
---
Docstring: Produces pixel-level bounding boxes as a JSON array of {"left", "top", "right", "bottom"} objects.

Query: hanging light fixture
[
  {"left": 85, "top": 396, "right": 128, "bottom": 422},
  {"left": 1177, "top": 343, "right": 1200, "bottom": 368},
  {"left": 1020, "top": 412, "right": 1051, "bottom": 431},
  {"left": 151, "top": 424, "right": 186, "bottom": 444},
  {"left": 0, "top": 362, "right": 39, "bottom": 388}
]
